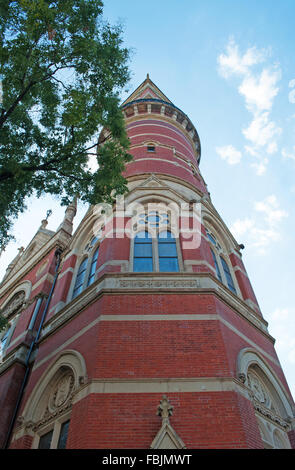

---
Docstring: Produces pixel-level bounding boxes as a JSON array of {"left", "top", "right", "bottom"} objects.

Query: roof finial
[
  {"left": 40, "top": 209, "right": 52, "bottom": 229},
  {"left": 157, "top": 395, "right": 174, "bottom": 424},
  {"left": 147, "top": 73, "right": 150, "bottom": 80}
]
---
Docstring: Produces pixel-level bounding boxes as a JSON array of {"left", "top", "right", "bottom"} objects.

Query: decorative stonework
[
  {"left": 246, "top": 371, "right": 291, "bottom": 431},
  {"left": 157, "top": 395, "right": 174, "bottom": 422},
  {"left": 253, "top": 400, "right": 290, "bottom": 431},
  {"left": 33, "top": 371, "right": 74, "bottom": 430},
  {"left": 119, "top": 279, "right": 201, "bottom": 289},
  {"left": 49, "top": 373, "right": 74, "bottom": 411},
  {"left": 1, "top": 291, "right": 25, "bottom": 318},
  {"left": 150, "top": 395, "right": 186, "bottom": 449},
  {"left": 247, "top": 372, "right": 270, "bottom": 407}
]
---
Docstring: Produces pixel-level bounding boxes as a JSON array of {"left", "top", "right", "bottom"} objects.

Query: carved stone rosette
[{"left": 33, "top": 372, "right": 75, "bottom": 431}]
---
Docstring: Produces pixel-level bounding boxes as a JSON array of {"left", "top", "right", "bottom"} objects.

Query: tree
[{"left": 0, "top": 0, "right": 132, "bottom": 249}]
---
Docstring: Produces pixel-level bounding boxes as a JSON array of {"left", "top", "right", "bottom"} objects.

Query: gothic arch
[
  {"left": 21, "top": 350, "right": 87, "bottom": 424},
  {"left": 237, "top": 348, "right": 293, "bottom": 417},
  {"left": 237, "top": 348, "right": 293, "bottom": 448},
  {"left": 203, "top": 213, "right": 240, "bottom": 296},
  {"left": 69, "top": 208, "right": 105, "bottom": 254},
  {"left": 0, "top": 280, "right": 31, "bottom": 313},
  {"left": 202, "top": 210, "right": 234, "bottom": 254}
]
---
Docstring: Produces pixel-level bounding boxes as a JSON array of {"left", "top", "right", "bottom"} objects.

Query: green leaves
[{"left": 0, "top": 0, "right": 131, "bottom": 249}]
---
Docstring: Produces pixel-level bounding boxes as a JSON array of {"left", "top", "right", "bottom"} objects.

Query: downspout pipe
[{"left": 3, "top": 247, "right": 63, "bottom": 449}]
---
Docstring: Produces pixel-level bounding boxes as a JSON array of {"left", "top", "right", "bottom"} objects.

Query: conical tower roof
[{"left": 122, "top": 74, "right": 173, "bottom": 106}]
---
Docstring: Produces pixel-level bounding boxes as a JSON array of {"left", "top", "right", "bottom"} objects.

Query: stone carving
[
  {"left": 36, "top": 371, "right": 75, "bottom": 429},
  {"left": 247, "top": 372, "right": 269, "bottom": 406},
  {"left": 157, "top": 395, "right": 174, "bottom": 423},
  {"left": 119, "top": 279, "right": 200, "bottom": 289},
  {"left": 150, "top": 395, "right": 186, "bottom": 449},
  {"left": 238, "top": 373, "right": 246, "bottom": 384},
  {"left": 1, "top": 291, "right": 25, "bottom": 318},
  {"left": 49, "top": 373, "right": 74, "bottom": 411},
  {"left": 247, "top": 371, "right": 290, "bottom": 431}
]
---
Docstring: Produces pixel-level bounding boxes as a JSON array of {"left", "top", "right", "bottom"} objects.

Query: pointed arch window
[
  {"left": 71, "top": 236, "right": 101, "bottom": 300},
  {"left": 206, "top": 228, "right": 237, "bottom": 295}
]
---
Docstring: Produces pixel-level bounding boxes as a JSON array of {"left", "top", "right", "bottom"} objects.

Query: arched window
[
  {"left": 0, "top": 290, "right": 25, "bottom": 361},
  {"left": 205, "top": 228, "right": 237, "bottom": 295},
  {"left": 220, "top": 256, "right": 237, "bottom": 294},
  {"left": 133, "top": 231, "right": 153, "bottom": 272},
  {"left": 33, "top": 367, "right": 74, "bottom": 449},
  {"left": 237, "top": 349, "right": 293, "bottom": 449},
  {"left": 71, "top": 236, "right": 101, "bottom": 300},
  {"left": 158, "top": 231, "right": 179, "bottom": 272},
  {"left": 72, "top": 258, "right": 88, "bottom": 299},
  {"left": 132, "top": 209, "right": 181, "bottom": 273}
]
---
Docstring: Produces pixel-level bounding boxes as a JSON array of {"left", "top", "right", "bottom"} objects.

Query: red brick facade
[{"left": 0, "top": 77, "right": 294, "bottom": 449}]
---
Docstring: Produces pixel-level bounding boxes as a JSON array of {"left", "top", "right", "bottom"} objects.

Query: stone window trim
[
  {"left": 0, "top": 282, "right": 31, "bottom": 319},
  {"left": 237, "top": 347, "right": 294, "bottom": 449},
  {"left": 67, "top": 237, "right": 101, "bottom": 302},
  {"left": 12, "top": 350, "right": 87, "bottom": 447},
  {"left": 205, "top": 227, "right": 240, "bottom": 298},
  {"left": 0, "top": 288, "right": 30, "bottom": 360},
  {"left": 32, "top": 411, "right": 71, "bottom": 449},
  {"left": 237, "top": 348, "right": 294, "bottom": 419}
]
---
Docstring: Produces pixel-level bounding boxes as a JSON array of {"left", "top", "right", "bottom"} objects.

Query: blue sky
[{"left": 1, "top": 1, "right": 295, "bottom": 398}]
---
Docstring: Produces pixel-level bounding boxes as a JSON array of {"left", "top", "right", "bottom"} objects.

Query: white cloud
[
  {"left": 254, "top": 194, "right": 288, "bottom": 226},
  {"left": 230, "top": 195, "right": 288, "bottom": 254},
  {"left": 216, "top": 145, "right": 242, "bottom": 165},
  {"left": 230, "top": 218, "right": 255, "bottom": 238},
  {"left": 242, "top": 112, "right": 282, "bottom": 148},
  {"left": 218, "top": 39, "right": 281, "bottom": 175},
  {"left": 250, "top": 158, "right": 268, "bottom": 175},
  {"left": 239, "top": 68, "right": 281, "bottom": 113},
  {"left": 218, "top": 38, "right": 268, "bottom": 78}
]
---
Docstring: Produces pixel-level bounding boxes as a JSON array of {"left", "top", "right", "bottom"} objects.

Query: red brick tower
[{"left": 0, "top": 76, "right": 294, "bottom": 449}]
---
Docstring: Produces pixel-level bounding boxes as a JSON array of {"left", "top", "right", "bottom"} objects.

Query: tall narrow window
[
  {"left": 210, "top": 248, "right": 222, "bottom": 282},
  {"left": 0, "top": 327, "right": 11, "bottom": 359},
  {"left": 72, "top": 258, "right": 88, "bottom": 299},
  {"left": 158, "top": 231, "right": 179, "bottom": 272},
  {"left": 57, "top": 420, "right": 70, "bottom": 449},
  {"left": 38, "top": 430, "right": 53, "bottom": 449},
  {"left": 133, "top": 231, "right": 153, "bottom": 272},
  {"left": 87, "top": 246, "right": 99, "bottom": 286},
  {"left": 220, "top": 257, "right": 237, "bottom": 294}
]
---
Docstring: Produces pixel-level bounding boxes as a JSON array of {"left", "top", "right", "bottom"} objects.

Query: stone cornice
[
  {"left": 123, "top": 99, "right": 201, "bottom": 163},
  {"left": 39, "top": 272, "right": 272, "bottom": 344},
  {"left": 0, "top": 344, "right": 29, "bottom": 375}
]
